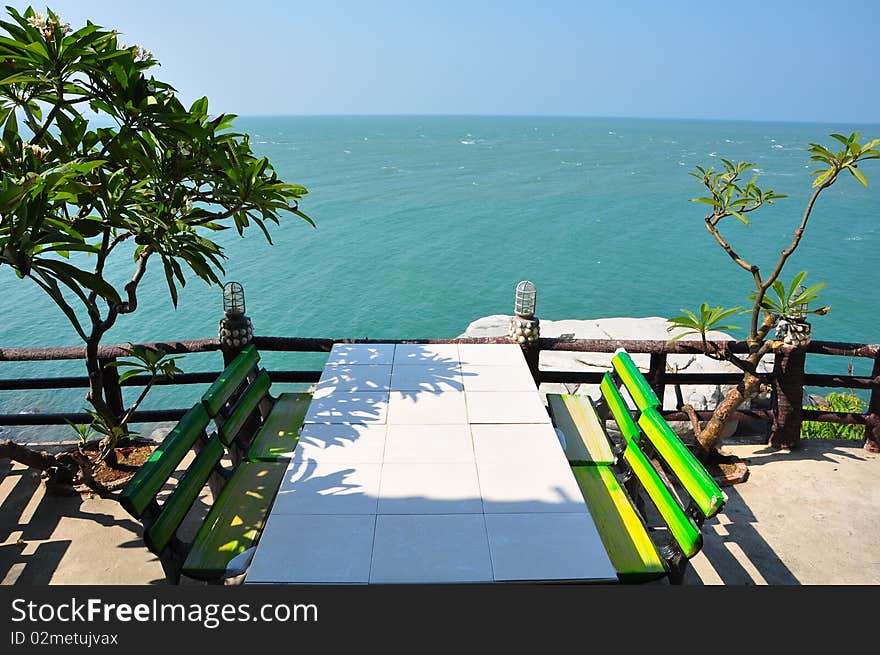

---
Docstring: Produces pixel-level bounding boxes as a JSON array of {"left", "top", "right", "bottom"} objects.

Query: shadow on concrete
[
  {"left": 740, "top": 439, "right": 871, "bottom": 467},
  {"left": 0, "top": 454, "right": 213, "bottom": 585},
  {"left": 684, "top": 484, "right": 800, "bottom": 585}
]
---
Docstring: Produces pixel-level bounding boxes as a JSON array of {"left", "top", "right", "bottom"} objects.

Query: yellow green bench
[
  {"left": 119, "top": 345, "right": 312, "bottom": 583},
  {"left": 548, "top": 349, "right": 726, "bottom": 583}
]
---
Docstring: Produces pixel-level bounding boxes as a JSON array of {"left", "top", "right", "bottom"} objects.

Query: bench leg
[
  {"left": 158, "top": 543, "right": 187, "bottom": 585},
  {"left": 664, "top": 549, "right": 688, "bottom": 585}
]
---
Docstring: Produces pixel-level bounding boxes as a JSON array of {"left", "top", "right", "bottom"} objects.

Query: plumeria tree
[
  {"left": 668, "top": 132, "right": 878, "bottom": 457},
  {"left": 0, "top": 7, "right": 312, "bottom": 484}
]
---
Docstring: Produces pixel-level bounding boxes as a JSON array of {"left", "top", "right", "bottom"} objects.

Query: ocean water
[{"left": 2, "top": 116, "right": 879, "bottom": 440}]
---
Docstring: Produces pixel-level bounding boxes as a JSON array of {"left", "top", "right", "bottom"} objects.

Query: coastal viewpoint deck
[
  {"left": 1, "top": 330, "right": 878, "bottom": 584},
  {"left": 1, "top": 437, "right": 877, "bottom": 584}
]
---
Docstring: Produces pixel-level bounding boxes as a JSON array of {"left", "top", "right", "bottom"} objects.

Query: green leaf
[
  {"left": 729, "top": 210, "right": 749, "bottom": 225},
  {"left": 812, "top": 168, "right": 835, "bottom": 187},
  {"left": 847, "top": 165, "right": 868, "bottom": 188},
  {"left": 36, "top": 259, "right": 122, "bottom": 305},
  {"left": 788, "top": 271, "right": 807, "bottom": 298},
  {"left": 117, "top": 369, "right": 146, "bottom": 384},
  {"left": 3, "top": 106, "right": 18, "bottom": 143}
]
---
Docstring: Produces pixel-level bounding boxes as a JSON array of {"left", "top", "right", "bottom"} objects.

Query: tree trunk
[
  {"left": 84, "top": 339, "right": 114, "bottom": 422},
  {"left": 696, "top": 372, "right": 763, "bottom": 455},
  {"left": 0, "top": 439, "right": 79, "bottom": 485}
]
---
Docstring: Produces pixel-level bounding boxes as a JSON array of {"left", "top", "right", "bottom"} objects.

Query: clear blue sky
[{"left": 38, "top": 0, "right": 880, "bottom": 123}]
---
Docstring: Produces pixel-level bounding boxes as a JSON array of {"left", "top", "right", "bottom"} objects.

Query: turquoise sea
[{"left": 2, "top": 116, "right": 879, "bottom": 441}]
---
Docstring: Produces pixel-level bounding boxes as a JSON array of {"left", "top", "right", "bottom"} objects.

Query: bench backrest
[
  {"left": 603, "top": 349, "right": 725, "bottom": 521},
  {"left": 119, "top": 403, "right": 226, "bottom": 556},
  {"left": 201, "top": 345, "right": 273, "bottom": 450},
  {"left": 201, "top": 345, "right": 261, "bottom": 416},
  {"left": 599, "top": 375, "right": 702, "bottom": 557}
]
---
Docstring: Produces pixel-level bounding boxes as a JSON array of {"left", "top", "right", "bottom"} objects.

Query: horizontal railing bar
[
  {"left": 0, "top": 369, "right": 325, "bottom": 391},
  {"left": 7, "top": 369, "right": 874, "bottom": 393},
  {"left": 537, "top": 338, "right": 752, "bottom": 355},
  {"left": 0, "top": 408, "right": 188, "bottom": 426},
  {"left": 252, "top": 335, "right": 514, "bottom": 352},
  {"left": 2, "top": 336, "right": 877, "bottom": 362},
  {"left": 802, "top": 409, "right": 868, "bottom": 425},
  {"left": 539, "top": 371, "right": 880, "bottom": 389},
  {"left": 538, "top": 371, "right": 605, "bottom": 384},
  {"left": 805, "top": 341, "right": 880, "bottom": 358},
  {"left": 660, "top": 409, "right": 771, "bottom": 423},
  {"left": 269, "top": 371, "right": 322, "bottom": 383},
  {"left": 0, "top": 339, "right": 220, "bottom": 362},
  {"left": 802, "top": 374, "right": 880, "bottom": 390},
  {"left": 538, "top": 371, "right": 747, "bottom": 385},
  {"left": 0, "top": 372, "right": 221, "bottom": 391},
  {"left": 0, "top": 400, "right": 866, "bottom": 429}
]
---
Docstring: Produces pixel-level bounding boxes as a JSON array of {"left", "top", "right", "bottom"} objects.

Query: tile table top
[{"left": 247, "top": 342, "right": 616, "bottom": 584}]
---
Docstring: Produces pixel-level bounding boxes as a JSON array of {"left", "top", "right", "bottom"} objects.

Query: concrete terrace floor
[{"left": 0, "top": 438, "right": 877, "bottom": 586}]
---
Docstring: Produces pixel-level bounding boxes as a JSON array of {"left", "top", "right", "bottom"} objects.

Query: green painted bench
[
  {"left": 201, "top": 344, "right": 312, "bottom": 463},
  {"left": 548, "top": 348, "right": 726, "bottom": 584},
  {"left": 119, "top": 345, "right": 312, "bottom": 583},
  {"left": 119, "top": 403, "right": 287, "bottom": 583}
]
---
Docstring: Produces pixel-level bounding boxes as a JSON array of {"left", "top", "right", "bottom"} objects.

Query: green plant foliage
[
  {"left": 690, "top": 158, "right": 787, "bottom": 225},
  {"left": 667, "top": 303, "right": 742, "bottom": 343},
  {"left": 802, "top": 391, "right": 866, "bottom": 440},
  {"left": 0, "top": 6, "right": 311, "bottom": 323},
  {"left": 104, "top": 344, "right": 184, "bottom": 384},
  {"left": 0, "top": 6, "right": 313, "bottom": 463},
  {"left": 809, "top": 132, "right": 880, "bottom": 189},
  {"left": 746, "top": 271, "right": 826, "bottom": 319},
  {"left": 666, "top": 131, "right": 876, "bottom": 454}
]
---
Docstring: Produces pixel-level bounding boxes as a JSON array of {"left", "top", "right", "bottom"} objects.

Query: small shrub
[{"left": 802, "top": 391, "right": 866, "bottom": 440}]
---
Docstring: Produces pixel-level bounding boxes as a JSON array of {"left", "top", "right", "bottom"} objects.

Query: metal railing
[{"left": 1, "top": 334, "right": 877, "bottom": 450}]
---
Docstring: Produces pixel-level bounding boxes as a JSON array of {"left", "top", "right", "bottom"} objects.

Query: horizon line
[{"left": 229, "top": 112, "right": 880, "bottom": 126}]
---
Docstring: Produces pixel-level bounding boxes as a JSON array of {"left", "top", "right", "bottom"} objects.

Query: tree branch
[
  {"left": 749, "top": 176, "right": 837, "bottom": 339},
  {"left": 703, "top": 216, "right": 761, "bottom": 283},
  {"left": 114, "top": 245, "right": 153, "bottom": 318},
  {"left": 26, "top": 272, "right": 88, "bottom": 341},
  {"left": 120, "top": 378, "right": 154, "bottom": 428},
  {"left": 717, "top": 351, "right": 760, "bottom": 376},
  {"left": 681, "top": 404, "right": 703, "bottom": 438}
]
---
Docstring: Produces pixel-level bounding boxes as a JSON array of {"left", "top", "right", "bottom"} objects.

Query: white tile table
[{"left": 245, "top": 343, "right": 616, "bottom": 584}]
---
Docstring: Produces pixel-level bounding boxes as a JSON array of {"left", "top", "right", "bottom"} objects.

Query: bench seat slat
[
  {"left": 547, "top": 394, "right": 615, "bottom": 465},
  {"left": 144, "top": 437, "right": 226, "bottom": 556},
  {"left": 120, "top": 404, "right": 210, "bottom": 519},
  {"left": 638, "top": 407, "right": 726, "bottom": 519},
  {"left": 571, "top": 465, "right": 666, "bottom": 582},
  {"left": 201, "top": 345, "right": 260, "bottom": 416},
  {"left": 611, "top": 350, "right": 661, "bottom": 411},
  {"left": 182, "top": 460, "right": 287, "bottom": 580},
  {"left": 219, "top": 369, "right": 271, "bottom": 446},
  {"left": 247, "top": 392, "right": 312, "bottom": 462}
]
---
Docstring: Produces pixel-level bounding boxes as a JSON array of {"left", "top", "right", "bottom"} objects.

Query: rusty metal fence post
[
  {"left": 865, "top": 355, "right": 880, "bottom": 453},
  {"left": 768, "top": 345, "right": 806, "bottom": 449},
  {"left": 648, "top": 352, "right": 667, "bottom": 406}
]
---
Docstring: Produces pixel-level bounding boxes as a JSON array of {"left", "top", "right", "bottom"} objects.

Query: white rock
[{"left": 458, "top": 314, "right": 775, "bottom": 436}]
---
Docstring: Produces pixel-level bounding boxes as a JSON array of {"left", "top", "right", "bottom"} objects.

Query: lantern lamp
[
  {"left": 514, "top": 280, "right": 537, "bottom": 319},
  {"left": 509, "top": 280, "right": 540, "bottom": 346},
  {"left": 223, "top": 281, "right": 246, "bottom": 318}
]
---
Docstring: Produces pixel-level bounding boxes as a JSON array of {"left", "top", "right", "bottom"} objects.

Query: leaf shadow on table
[{"left": 389, "top": 350, "right": 476, "bottom": 401}]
